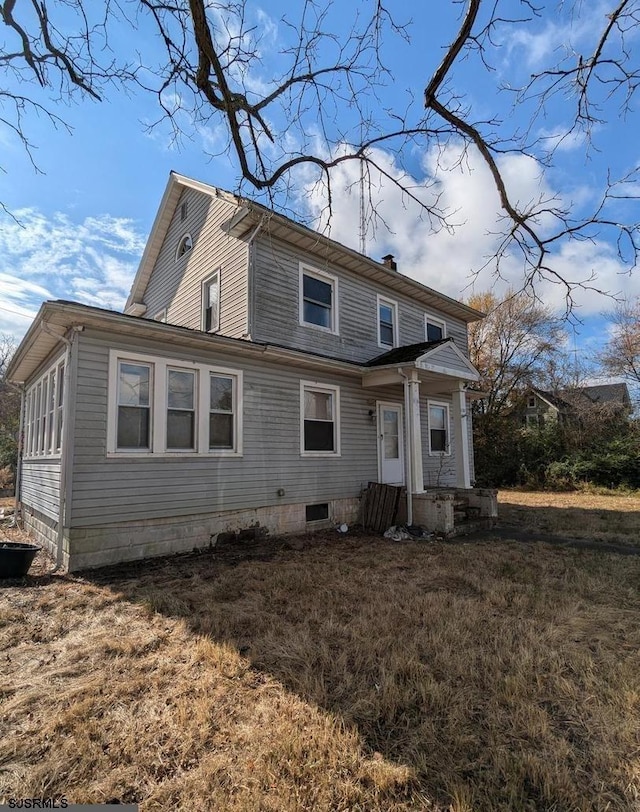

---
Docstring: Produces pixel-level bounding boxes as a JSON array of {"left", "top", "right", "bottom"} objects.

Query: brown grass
[
  {"left": 2, "top": 518, "right": 640, "bottom": 810},
  {"left": 499, "top": 489, "right": 640, "bottom": 544}
]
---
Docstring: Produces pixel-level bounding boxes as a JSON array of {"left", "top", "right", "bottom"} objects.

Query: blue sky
[{"left": 1, "top": 1, "right": 638, "bottom": 375}]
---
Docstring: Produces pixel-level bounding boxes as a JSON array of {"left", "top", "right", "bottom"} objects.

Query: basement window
[{"left": 306, "top": 503, "right": 329, "bottom": 522}]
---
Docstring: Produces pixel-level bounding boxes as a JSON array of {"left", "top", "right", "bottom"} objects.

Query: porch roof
[{"left": 362, "top": 338, "right": 480, "bottom": 391}]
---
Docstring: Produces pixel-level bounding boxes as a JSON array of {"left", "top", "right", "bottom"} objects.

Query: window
[
  {"left": 55, "top": 363, "right": 64, "bottom": 451},
  {"left": 180, "top": 201, "right": 188, "bottom": 222},
  {"left": 377, "top": 296, "right": 397, "bottom": 348},
  {"left": 167, "top": 369, "right": 195, "bottom": 450},
  {"left": 175, "top": 233, "right": 193, "bottom": 260},
  {"left": 23, "top": 357, "right": 66, "bottom": 458},
  {"left": 428, "top": 401, "right": 450, "bottom": 455},
  {"left": 425, "top": 314, "right": 446, "bottom": 342},
  {"left": 301, "top": 382, "right": 340, "bottom": 455},
  {"left": 209, "top": 373, "right": 235, "bottom": 449},
  {"left": 202, "top": 271, "right": 220, "bottom": 332},
  {"left": 306, "top": 503, "right": 329, "bottom": 522},
  {"left": 528, "top": 396, "right": 536, "bottom": 408},
  {"left": 117, "top": 362, "right": 152, "bottom": 450},
  {"left": 108, "top": 351, "right": 242, "bottom": 456},
  {"left": 300, "top": 265, "right": 338, "bottom": 333}
]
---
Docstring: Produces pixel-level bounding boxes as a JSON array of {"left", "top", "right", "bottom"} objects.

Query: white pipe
[
  {"left": 398, "top": 368, "right": 413, "bottom": 525},
  {"left": 10, "top": 382, "right": 25, "bottom": 527}
]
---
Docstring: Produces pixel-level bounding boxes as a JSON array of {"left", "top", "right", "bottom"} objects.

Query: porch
[{"left": 362, "top": 338, "right": 487, "bottom": 526}]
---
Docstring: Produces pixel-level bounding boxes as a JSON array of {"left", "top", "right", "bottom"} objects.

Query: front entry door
[{"left": 377, "top": 402, "right": 405, "bottom": 485}]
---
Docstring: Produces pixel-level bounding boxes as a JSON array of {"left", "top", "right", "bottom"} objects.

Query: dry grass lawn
[
  {"left": 498, "top": 489, "right": 640, "bottom": 545},
  {"left": 2, "top": 502, "right": 640, "bottom": 810}
]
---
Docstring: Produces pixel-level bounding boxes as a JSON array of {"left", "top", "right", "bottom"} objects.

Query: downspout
[
  {"left": 10, "top": 383, "right": 25, "bottom": 527},
  {"left": 40, "top": 324, "right": 79, "bottom": 570},
  {"left": 244, "top": 214, "right": 266, "bottom": 340},
  {"left": 398, "top": 368, "right": 413, "bottom": 525}
]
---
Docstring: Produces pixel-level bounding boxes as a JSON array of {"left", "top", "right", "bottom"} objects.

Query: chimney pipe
[{"left": 382, "top": 254, "right": 397, "bottom": 271}]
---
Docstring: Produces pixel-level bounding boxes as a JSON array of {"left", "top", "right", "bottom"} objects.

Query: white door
[{"left": 377, "top": 402, "right": 405, "bottom": 485}]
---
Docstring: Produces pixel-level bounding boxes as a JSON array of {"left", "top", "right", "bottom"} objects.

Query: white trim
[
  {"left": 425, "top": 313, "right": 447, "bottom": 341},
  {"left": 427, "top": 399, "right": 451, "bottom": 456},
  {"left": 107, "top": 349, "right": 243, "bottom": 457},
  {"left": 299, "top": 263, "right": 339, "bottom": 335},
  {"left": 201, "top": 269, "right": 221, "bottom": 333},
  {"left": 300, "top": 380, "right": 341, "bottom": 457},
  {"left": 451, "top": 384, "right": 471, "bottom": 488},
  {"left": 175, "top": 233, "right": 193, "bottom": 261},
  {"left": 376, "top": 295, "right": 398, "bottom": 349},
  {"left": 153, "top": 309, "right": 167, "bottom": 323}
]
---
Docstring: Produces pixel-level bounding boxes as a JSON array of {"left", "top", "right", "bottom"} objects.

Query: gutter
[{"left": 245, "top": 214, "right": 266, "bottom": 340}]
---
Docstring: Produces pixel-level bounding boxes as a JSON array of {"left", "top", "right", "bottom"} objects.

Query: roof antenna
[{"left": 359, "top": 153, "right": 366, "bottom": 257}]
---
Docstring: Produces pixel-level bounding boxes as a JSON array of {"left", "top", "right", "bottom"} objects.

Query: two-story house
[{"left": 7, "top": 172, "right": 496, "bottom": 571}]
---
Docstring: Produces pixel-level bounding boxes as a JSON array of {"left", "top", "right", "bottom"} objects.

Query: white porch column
[
  {"left": 407, "top": 370, "right": 424, "bottom": 493},
  {"left": 452, "top": 382, "right": 471, "bottom": 488}
]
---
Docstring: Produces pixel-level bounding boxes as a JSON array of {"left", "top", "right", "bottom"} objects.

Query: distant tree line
[{"left": 468, "top": 291, "right": 640, "bottom": 491}]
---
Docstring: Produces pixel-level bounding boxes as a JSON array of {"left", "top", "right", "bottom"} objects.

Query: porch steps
[{"left": 451, "top": 497, "right": 494, "bottom": 537}]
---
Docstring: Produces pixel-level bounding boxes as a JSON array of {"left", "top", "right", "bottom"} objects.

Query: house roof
[
  {"left": 530, "top": 383, "right": 631, "bottom": 412},
  {"left": 366, "top": 339, "right": 450, "bottom": 367},
  {"left": 125, "top": 172, "right": 485, "bottom": 325},
  {"left": 530, "top": 388, "right": 572, "bottom": 411},
  {"left": 7, "top": 301, "right": 481, "bottom": 387},
  {"left": 568, "top": 383, "right": 631, "bottom": 406}
]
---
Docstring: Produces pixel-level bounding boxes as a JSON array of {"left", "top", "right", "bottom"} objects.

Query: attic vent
[
  {"left": 382, "top": 254, "right": 397, "bottom": 271},
  {"left": 180, "top": 201, "right": 188, "bottom": 221}
]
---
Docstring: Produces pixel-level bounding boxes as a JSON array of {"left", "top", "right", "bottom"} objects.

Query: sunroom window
[{"left": 117, "top": 362, "right": 151, "bottom": 450}]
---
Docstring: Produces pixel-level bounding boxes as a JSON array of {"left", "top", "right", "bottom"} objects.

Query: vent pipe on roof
[{"left": 382, "top": 254, "right": 397, "bottom": 271}]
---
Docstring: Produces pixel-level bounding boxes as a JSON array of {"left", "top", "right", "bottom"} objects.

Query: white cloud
[
  {"left": 0, "top": 210, "right": 144, "bottom": 341},
  {"left": 295, "top": 142, "right": 635, "bottom": 316},
  {"left": 500, "top": 3, "right": 613, "bottom": 70}
]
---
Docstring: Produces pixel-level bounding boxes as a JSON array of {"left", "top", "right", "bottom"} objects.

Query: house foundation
[{"left": 22, "top": 497, "right": 361, "bottom": 572}]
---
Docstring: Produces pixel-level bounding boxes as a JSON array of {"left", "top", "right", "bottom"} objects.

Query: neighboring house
[
  {"left": 523, "top": 384, "right": 632, "bottom": 427},
  {"left": 7, "top": 172, "right": 496, "bottom": 571}
]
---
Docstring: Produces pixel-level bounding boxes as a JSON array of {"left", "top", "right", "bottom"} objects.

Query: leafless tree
[
  {"left": 600, "top": 297, "right": 640, "bottom": 388},
  {"left": 1, "top": 1, "right": 639, "bottom": 301},
  {"left": 0, "top": 334, "right": 19, "bottom": 474},
  {"left": 467, "top": 289, "right": 567, "bottom": 415}
]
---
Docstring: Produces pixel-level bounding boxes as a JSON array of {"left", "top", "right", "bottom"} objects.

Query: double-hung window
[
  {"left": 425, "top": 314, "right": 446, "bottom": 342},
  {"left": 377, "top": 296, "right": 397, "bottom": 348},
  {"left": 109, "top": 351, "right": 242, "bottom": 456},
  {"left": 117, "top": 362, "right": 152, "bottom": 450},
  {"left": 167, "top": 369, "right": 196, "bottom": 450},
  {"left": 209, "top": 373, "right": 235, "bottom": 449},
  {"left": 428, "top": 401, "right": 450, "bottom": 455},
  {"left": 300, "top": 265, "right": 338, "bottom": 333},
  {"left": 301, "top": 382, "right": 340, "bottom": 455},
  {"left": 202, "top": 271, "right": 220, "bottom": 333}
]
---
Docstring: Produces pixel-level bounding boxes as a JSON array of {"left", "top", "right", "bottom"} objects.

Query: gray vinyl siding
[
  {"left": 251, "top": 235, "right": 469, "bottom": 363},
  {"left": 142, "top": 188, "right": 249, "bottom": 338},
  {"left": 21, "top": 460, "right": 61, "bottom": 521},
  {"left": 69, "top": 331, "right": 400, "bottom": 527}
]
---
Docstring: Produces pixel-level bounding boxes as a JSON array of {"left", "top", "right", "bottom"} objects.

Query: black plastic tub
[{"left": 0, "top": 541, "right": 40, "bottom": 578}]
